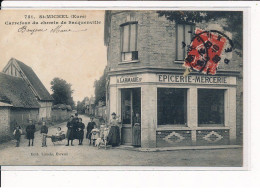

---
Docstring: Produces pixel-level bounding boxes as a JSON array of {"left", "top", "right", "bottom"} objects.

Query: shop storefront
[{"left": 108, "top": 70, "right": 238, "bottom": 148}]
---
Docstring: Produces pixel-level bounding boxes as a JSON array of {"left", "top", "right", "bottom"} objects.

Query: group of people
[
  {"left": 66, "top": 113, "right": 87, "bottom": 146},
  {"left": 66, "top": 112, "right": 121, "bottom": 147},
  {"left": 12, "top": 112, "right": 123, "bottom": 148},
  {"left": 13, "top": 119, "right": 63, "bottom": 147}
]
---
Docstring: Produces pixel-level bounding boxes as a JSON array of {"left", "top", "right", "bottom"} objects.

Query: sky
[{"left": 0, "top": 10, "right": 107, "bottom": 102}]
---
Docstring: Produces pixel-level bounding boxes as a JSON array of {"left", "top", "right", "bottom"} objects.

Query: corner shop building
[{"left": 105, "top": 11, "right": 243, "bottom": 148}]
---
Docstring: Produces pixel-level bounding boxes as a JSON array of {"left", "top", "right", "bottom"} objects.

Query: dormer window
[{"left": 120, "top": 22, "right": 138, "bottom": 62}]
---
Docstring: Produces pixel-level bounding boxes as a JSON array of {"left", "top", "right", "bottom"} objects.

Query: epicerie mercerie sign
[
  {"left": 158, "top": 74, "right": 233, "bottom": 84},
  {"left": 114, "top": 74, "right": 235, "bottom": 85}
]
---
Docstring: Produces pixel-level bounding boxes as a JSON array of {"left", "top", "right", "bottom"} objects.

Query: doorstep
[{"left": 115, "top": 145, "right": 242, "bottom": 152}]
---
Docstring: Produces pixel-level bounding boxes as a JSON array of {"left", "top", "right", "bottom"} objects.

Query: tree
[
  {"left": 157, "top": 11, "right": 242, "bottom": 52},
  {"left": 50, "top": 77, "right": 75, "bottom": 108},
  {"left": 76, "top": 97, "right": 89, "bottom": 114},
  {"left": 94, "top": 69, "right": 107, "bottom": 105}
]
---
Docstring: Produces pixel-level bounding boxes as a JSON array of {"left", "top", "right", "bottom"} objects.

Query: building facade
[
  {"left": 2, "top": 58, "right": 53, "bottom": 120},
  {"left": 0, "top": 72, "right": 40, "bottom": 142},
  {"left": 104, "top": 11, "right": 243, "bottom": 148}
]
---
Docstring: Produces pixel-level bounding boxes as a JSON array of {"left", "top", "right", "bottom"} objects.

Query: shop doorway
[{"left": 121, "top": 88, "right": 141, "bottom": 145}]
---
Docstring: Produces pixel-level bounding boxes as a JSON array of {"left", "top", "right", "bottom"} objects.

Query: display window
[
  {"left": 198, "top": 89, "right": 225, "bottom": 126},
  {"left": 157, "top": 88, "right": 187, "bottom": 125}
]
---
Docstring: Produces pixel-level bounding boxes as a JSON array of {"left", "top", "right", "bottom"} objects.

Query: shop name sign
[
  {"left": 158, "top": 74, "right": 228, "bottom": 84},
  {"left": 117, "top": 75, "right": 142, "bottom": 84}
]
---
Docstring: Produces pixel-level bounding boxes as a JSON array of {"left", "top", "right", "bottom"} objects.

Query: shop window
[
  {"left": 198, "top": 89, "right": 225, "bottom": 126},
  {"left": 157, "top": 88, "right": 187, "bottom": 125},
  {"left": 120, "top": 22, "right": 138, "bottom": 62},
  {"left": 176, "top": 23, "right": 194, "bottom": 61}
]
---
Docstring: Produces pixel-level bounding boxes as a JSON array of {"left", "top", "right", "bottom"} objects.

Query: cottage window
[
  {"left": 198, "top": 89, "right": 225, "bottom": 126},
  {"left": 176, "top": 24, "right": 194, "bottom": 61},
  {"left": 120, "top": 22, "right": 138, "bottom": 62},
  {"left": 157, "top": 88, "right": 187, "bottom": 125}
]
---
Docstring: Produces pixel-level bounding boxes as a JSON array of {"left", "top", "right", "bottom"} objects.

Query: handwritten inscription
[{"left": 17, "top": 25, "right": 88, "bottom": 35}]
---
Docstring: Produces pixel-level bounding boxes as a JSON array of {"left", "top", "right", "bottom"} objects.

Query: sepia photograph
[{"left": 0, "top": 9, "right": 245, "bottom": 167}]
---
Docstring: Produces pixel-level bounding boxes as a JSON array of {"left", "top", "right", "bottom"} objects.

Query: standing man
[
  {"left": 26, "top": 119, "right": 36, "bottom": 146},
  {"left": 72, "top": 113, "right": 79, "bottom": 140},
  {"left": 86, "top": 116, "right": 96, "bottom": 145},
  {"left": 66, "top": 116, "right": 74, "bottom": 146},
  {"left": 40, "top": 121, "right": 48, "bottom": 147}
]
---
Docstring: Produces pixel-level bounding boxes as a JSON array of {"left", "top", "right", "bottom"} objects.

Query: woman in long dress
[
  {"left": 107, "top": 112, "right": 121, "bottom": 147},
  {"left": 132, "top": 112, "right": 141, "bottom": 147}
]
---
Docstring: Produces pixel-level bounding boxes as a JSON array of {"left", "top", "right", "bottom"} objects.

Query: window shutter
[
  {"left": 130, "top": 24, "right": 137, "bottom": 51},
  {"left": 122, "top": 25, "right": 130, "bottom": 52},
  {"left": 177, "top": 24, "right": 184, "bottom": 60}
]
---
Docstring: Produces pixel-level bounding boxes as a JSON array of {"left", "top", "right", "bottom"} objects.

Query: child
[
  {"left": 90, "top": 128, "right": 100, "bottom": 146},
  {"left": 51, "top": 127, "right": 65, "bottom": 142},
  {"left": 99, "top": 120, "right": 107, "bottom": 139},
  {"left": 77, "top": 118, "right": 85, "bottom": 145},
  {"left": 86, "top": 116, "right": 96, "bottom": 145},
  {"left": 13, "top": 126, "right": 22, "bottom": 147},
  {"left": 55, "top": 127, "right": 64, "bottom": 136},
  {"left": 40, "top": 121, "right": 48, "bottom": 147}
]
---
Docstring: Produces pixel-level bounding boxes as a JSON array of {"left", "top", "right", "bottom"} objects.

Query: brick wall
[
  {"left": 108, "top": 10, "right": 243, "bottom": 146},
  {"left": 108, "top": 11, "right": 176, "bottom": 69},
  {"left": 0, "top": 107, "right": 11, "bottom": 142},
  {"left": 156, "top": 129, "right": 230, "bottom": 147},
  {"left": 108, "top": 11, "right": 243, "bottom": 71}
]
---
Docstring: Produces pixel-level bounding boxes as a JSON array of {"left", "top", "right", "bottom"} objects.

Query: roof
[
  {"left": 0, "top": 73, "right": 40, "bottom": 108},
  {"left": 0, "top": 102, "right": 13, "bottom": 107},
  {"left": 11, "top": 58, "right": 53, "bottom": 101}
]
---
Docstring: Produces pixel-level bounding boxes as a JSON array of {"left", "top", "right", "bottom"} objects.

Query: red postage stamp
[{"left": 183, "top": 28, "right": 227, "bottom": 75}]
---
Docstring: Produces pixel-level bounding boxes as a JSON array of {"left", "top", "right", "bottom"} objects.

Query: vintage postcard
[{"left": 0, "top": 9, "right": 246, "bottom": 167}]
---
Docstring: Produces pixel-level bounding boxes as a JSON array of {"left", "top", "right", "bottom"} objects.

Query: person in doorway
[
  {"left": 13, "top": 125, "right": 22, "bottom": 147},
  {"left": 26, "top": 119, "right": 36, "bottom": 146},
  {"left": 86, "top": 116, "right": 96, "bottom": 145},
  {"left": 132, "top": 112, "right": 141, "bottom": 147},
  {"left": 66, "top": 116, "right": 74, "bottom": 146},
  {"left": 77, "top": 118, "right": 85, "bottom": 145},
  {"left": 40, "top": 121, "right": 48, "bottom": 147},
  {"left": 107, "top": 112, "right": 121, "bottom": 147}
]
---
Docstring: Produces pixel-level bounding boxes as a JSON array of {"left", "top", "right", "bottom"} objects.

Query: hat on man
[{"left": 111, "top": 112, "right": 116, "bottom": 116}]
